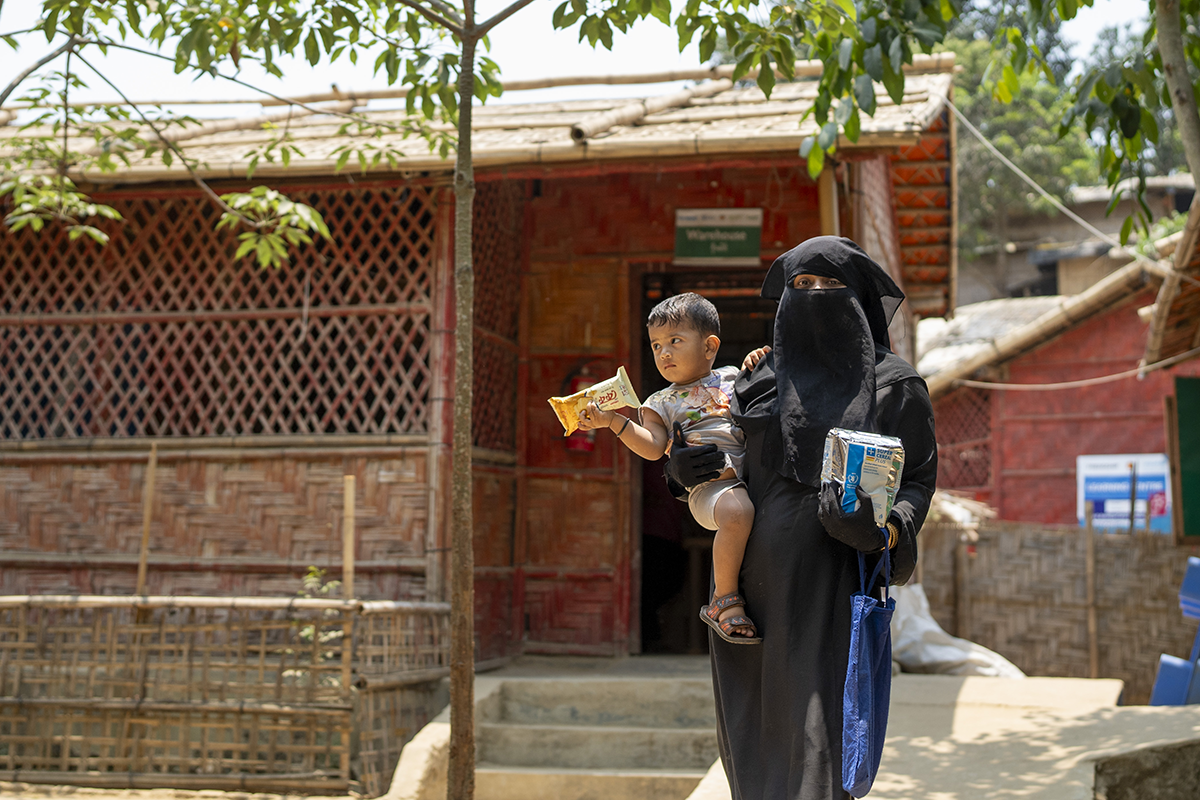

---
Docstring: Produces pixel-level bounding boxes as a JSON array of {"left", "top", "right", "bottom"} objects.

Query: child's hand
[
  {"left": 742, "top": 346, "right": 771, "bottom": 371},
  {"left": 576, "top": 400, "right": 616, "bottom": 431}
]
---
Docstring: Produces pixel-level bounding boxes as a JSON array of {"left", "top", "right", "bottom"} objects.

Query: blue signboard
[{"left": 1076, "top": 453, "right": 1172, "bottom": 533}]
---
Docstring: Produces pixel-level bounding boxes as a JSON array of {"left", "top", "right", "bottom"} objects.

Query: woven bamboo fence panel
[
  {"left": 919, "top": 520, "right": 1200, "bottom": 704},
  {"left": 0, "top": 185, "right": 436, "bottom": 440},
  {"left": 0, "top": 596, "right": 449, "bottom": 795}
]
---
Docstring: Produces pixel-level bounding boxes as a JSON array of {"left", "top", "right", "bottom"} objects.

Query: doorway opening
[{"left": 638, "top": 268, "right": 777, "bottom": 654}]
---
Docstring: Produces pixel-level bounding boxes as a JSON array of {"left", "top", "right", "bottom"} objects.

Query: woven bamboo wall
[
  {"left": 0, "top": 449, "right": 430, "bottom": 600},
  {"left": 0, "top": 596, "right": 449, "bottom": 796},
  {"left": 920, "top": 520, "right": 1200, "bottom": 704}
]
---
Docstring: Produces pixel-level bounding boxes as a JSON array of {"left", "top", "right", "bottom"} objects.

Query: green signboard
[{"left": 674, "top": 208, "right": 763, "bottom": 266}]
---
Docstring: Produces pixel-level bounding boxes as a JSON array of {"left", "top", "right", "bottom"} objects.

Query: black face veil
[{"left": 732, "top": 236, "right": 907, "bottom": 486}]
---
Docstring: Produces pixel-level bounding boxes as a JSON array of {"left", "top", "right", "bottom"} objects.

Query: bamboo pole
[
  {"left": 343, "top": 475, "right": 356, "bottom": 600},
  {"left": 135, "top": 443, "right": 158, "bottom": 596},
  {"left": 570, "top": 79, "right": 732, "bottom": 141},
  {"left": 1085, "top": 501, "right": 1099, "bottom": 679},
  {"left": 4, "top": 53, "right": 956, "bottom": 112}
]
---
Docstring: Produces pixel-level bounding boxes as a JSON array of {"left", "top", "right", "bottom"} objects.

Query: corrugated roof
[
  {"left": 0, "top": 72, "right": 953, "bottom": 182},
  {"left": 917, "top": 296, "right": 1065, "bottom": 378}
]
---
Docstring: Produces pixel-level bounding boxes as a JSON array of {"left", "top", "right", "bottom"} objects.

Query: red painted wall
[
  {"left": 965, "top": 289, "right": 1200, "bottom": 524},
  {"left": 514, "top": 161, "right": 823, "bottom": 653}
]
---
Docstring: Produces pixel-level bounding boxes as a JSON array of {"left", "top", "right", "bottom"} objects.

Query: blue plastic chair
[{"left": 1150, "top": 557, "right": 1200, "bottom": 705}]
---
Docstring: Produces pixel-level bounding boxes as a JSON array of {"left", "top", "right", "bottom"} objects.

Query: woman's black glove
[
  {"left": 663, "top": 421, "right": 725, "bottom": 489},
  {"left": 818, "top": 483, "right": 887, "bottom": 552}
]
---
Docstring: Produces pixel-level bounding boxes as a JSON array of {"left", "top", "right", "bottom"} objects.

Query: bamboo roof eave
[{"left": 72, "top": 128, "right": 926, "bottom": 185}]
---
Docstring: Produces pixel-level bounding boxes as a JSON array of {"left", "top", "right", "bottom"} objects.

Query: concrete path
[
  {"left": 688, "top": 674, "right": 1200, "bottom": 800},
  {"left": 6, "top": 659, "right": 1200, "bottom": 800}
]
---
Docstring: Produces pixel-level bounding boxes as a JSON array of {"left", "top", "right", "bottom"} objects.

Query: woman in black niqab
[{"left": 685, "top": 236, "right": 937, "bottom": 800}]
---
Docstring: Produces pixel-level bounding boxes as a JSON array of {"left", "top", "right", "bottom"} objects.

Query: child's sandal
[{"left": 700, "top": 592, "right": 762, "bottom": 645}]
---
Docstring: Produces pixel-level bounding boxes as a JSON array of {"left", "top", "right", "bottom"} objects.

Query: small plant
[
  {"left": 285, "top": 566, "right": 346, "bottom": 687},
  {"left": 298, "top": 565, "right": 342, "bottom": 600}
]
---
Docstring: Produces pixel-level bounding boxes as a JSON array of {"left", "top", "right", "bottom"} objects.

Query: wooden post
[
  {"left": 1127, "top": 462, "right": 1138, "bottom": 535},
  {"left": 135, "top": 443, "right": 158, "bottom": 596},
  {"left": 818, "top": 168, "right": 840, "bottom": 236},
  {"left": 1085, "top": 501, "right": 1099, "bottom": 679},
  {"left": 343, "top": 475, "right": 356, "bottom": 600},
  {"left": 954, "top": 534, "right": 971, "bottom": 641}
]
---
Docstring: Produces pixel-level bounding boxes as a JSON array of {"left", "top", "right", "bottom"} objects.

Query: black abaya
[{"left": 712, "top": 350, "right": 937, "bottom": 800}]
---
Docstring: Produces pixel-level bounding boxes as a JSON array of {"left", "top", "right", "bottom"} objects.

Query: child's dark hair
[{"left": 646, "top": 292, "right": 720, "bottom": 337}]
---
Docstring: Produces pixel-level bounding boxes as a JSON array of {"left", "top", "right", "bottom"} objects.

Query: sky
[{"left": 0, "top": 0, "right": 1151, "bottom": 117}]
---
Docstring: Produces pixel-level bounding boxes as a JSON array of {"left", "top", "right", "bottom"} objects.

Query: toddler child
[{"left": 577, "top": 292, "right": 759, "bottom": 644}]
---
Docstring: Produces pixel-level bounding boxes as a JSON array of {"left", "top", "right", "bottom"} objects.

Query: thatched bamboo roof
[{"left": 0, "top": 59, "right": 954, "bottom": 183}]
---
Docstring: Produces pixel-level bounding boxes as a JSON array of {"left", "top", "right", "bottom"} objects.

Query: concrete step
[
  {"left": 494, "top": 678, "right": 716, "bottom": 727},
  {"left": 477, "top": 722, "right": 719, "bottom": 770},
  {"left": 476, "top": 764, "right": 706, "bottom": 800}
]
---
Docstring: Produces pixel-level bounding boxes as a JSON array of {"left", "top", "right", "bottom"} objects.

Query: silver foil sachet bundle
[{"left": 820, "top": 428, "right": 906, "bottom": 529}]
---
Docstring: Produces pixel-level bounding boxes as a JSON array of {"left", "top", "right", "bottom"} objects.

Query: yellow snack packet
[{"left": 548, "top": 366, "right": 641, "bottom": 436}]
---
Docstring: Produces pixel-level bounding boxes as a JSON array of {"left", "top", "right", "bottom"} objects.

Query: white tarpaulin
[{"left": 891, "top": 583, "right": 1025, "bottom": 678}]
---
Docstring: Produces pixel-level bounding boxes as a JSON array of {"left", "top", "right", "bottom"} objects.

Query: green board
[
  {"left": 1176, "top": 376, "right": 1200, "bottom": 539},
  {"left": 674, "top": 208, "right": 762, "bottom": 266}
]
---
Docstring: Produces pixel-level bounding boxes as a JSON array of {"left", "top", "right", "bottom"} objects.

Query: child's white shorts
[{"left": 687, "top": 477, "right": 746, "bottom": 531}]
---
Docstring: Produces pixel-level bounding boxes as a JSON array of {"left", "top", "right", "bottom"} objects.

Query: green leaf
[
  {"left": 818, "top": 121, "right": 839, "bottom": 151},
  {"left": 700, "top": 27, "right": 717, "bottom": 63},
  {"left": 833, "top": 0, "right": 857, "bottom": 21},
  {"left": 838, "top": 38, "right": 853, "bottom": 71},
  {"left": 1119, "top": 214, "right": 1134, "bottom": 245},
  {"left": 235, "top": 237, "right": 257, "bottom": 260},
  {"left": 881, "top": 65, "right": 905, "bottom": 106},
  {"left": 806, "top": 138, "right": 825, "bottom": 178},
  {"left": 1003, "top": 64, "right": 1020, "bottom": 96},
  {"left": 1140, "top": 107, "right": 1160, "bottom": 143},
  {"left": 855, "top": 74, "right": 877, "bottom": 116},
  {"left": 864, "top": 44, "right": 883, "bottom": 81},
  {"left": 1104, "top": 63, "right": 1123, "bottom": 88},
  {"left": 888, "top": 35, "right": 903, "bottom": 72},
  {"left": 845, "top": 106, "right": 861, "bottom": 142},
  {"left": 861, "top": 17, "right": 877, "bottom": 44},
  {"left": 835, "top": 98, "right": 853, "bottom": 125},
  {"left": 757, "top": 53, "right": 776, "bottom": 97},
  {"left": 305, "top": 30, "right": 319, "bottom": 65}
]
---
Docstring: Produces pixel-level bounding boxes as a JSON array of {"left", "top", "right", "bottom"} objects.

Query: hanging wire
[
  {"left": 936, "top": 94, "right": 1200, "bottom": 390},
  {"left": 954, "top": 343, "right": 1200, "bottom": 391}
]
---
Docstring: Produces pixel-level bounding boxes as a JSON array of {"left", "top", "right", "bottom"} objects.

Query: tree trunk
[
  {"left": 1156, "top": 0, "right": 1200, "bottom": 183},
  {"left": 447, "top": 19, "right": 477, "bottom": 800}
]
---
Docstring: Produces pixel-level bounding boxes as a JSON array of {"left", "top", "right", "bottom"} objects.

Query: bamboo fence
[
  {"left": 0, "top": 595, "right": 449, "bottom": 796},
  {"left": 920, "top": 519, "right": 1200, "bottom": 703}
]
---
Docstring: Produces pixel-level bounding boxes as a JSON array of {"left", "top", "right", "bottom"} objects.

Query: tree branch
[
  {"left": 0, "top": 36, "right": 80, "bottom": 108},
  {"left": 1155, "top": 0, "right": 1200, "bottom": 183},
  {"left": 421, "top": 0, "right": 466, "bottom": 30},
  {"left": 92, "top": 37, "right": 443, "bottom": 138},
  {"left": 476, "top": 0, "right": 539, "bottom": 37},
  {"left": 391, "top": 0, "right": 464, "bottom": 37},
  {"left": 73, "top": 51, "right": 258, "bottom": 229}
]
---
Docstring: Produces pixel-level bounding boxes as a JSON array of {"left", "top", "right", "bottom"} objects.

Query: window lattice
[
  {"left": 0, "top": 185, "right": 436, "bottom": 439},
  {"left": 471, "top": 181, "right": 524, "bottom": 452},
  {"left": 934, "top": 386, "right": 992, "bottom": 489}
]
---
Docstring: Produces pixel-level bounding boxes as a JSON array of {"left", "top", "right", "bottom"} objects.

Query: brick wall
[{"left": 935, "top": 291, "right": 1200, "bottom": 524}]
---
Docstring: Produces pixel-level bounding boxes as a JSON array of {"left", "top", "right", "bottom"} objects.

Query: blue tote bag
[{"left": 842, "top": 548, "right": 895, "bottom": 798}]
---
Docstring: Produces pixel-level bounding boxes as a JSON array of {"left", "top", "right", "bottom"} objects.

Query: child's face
[{"left": 648, "top": 323, "right": 720, "bottom": 385}]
